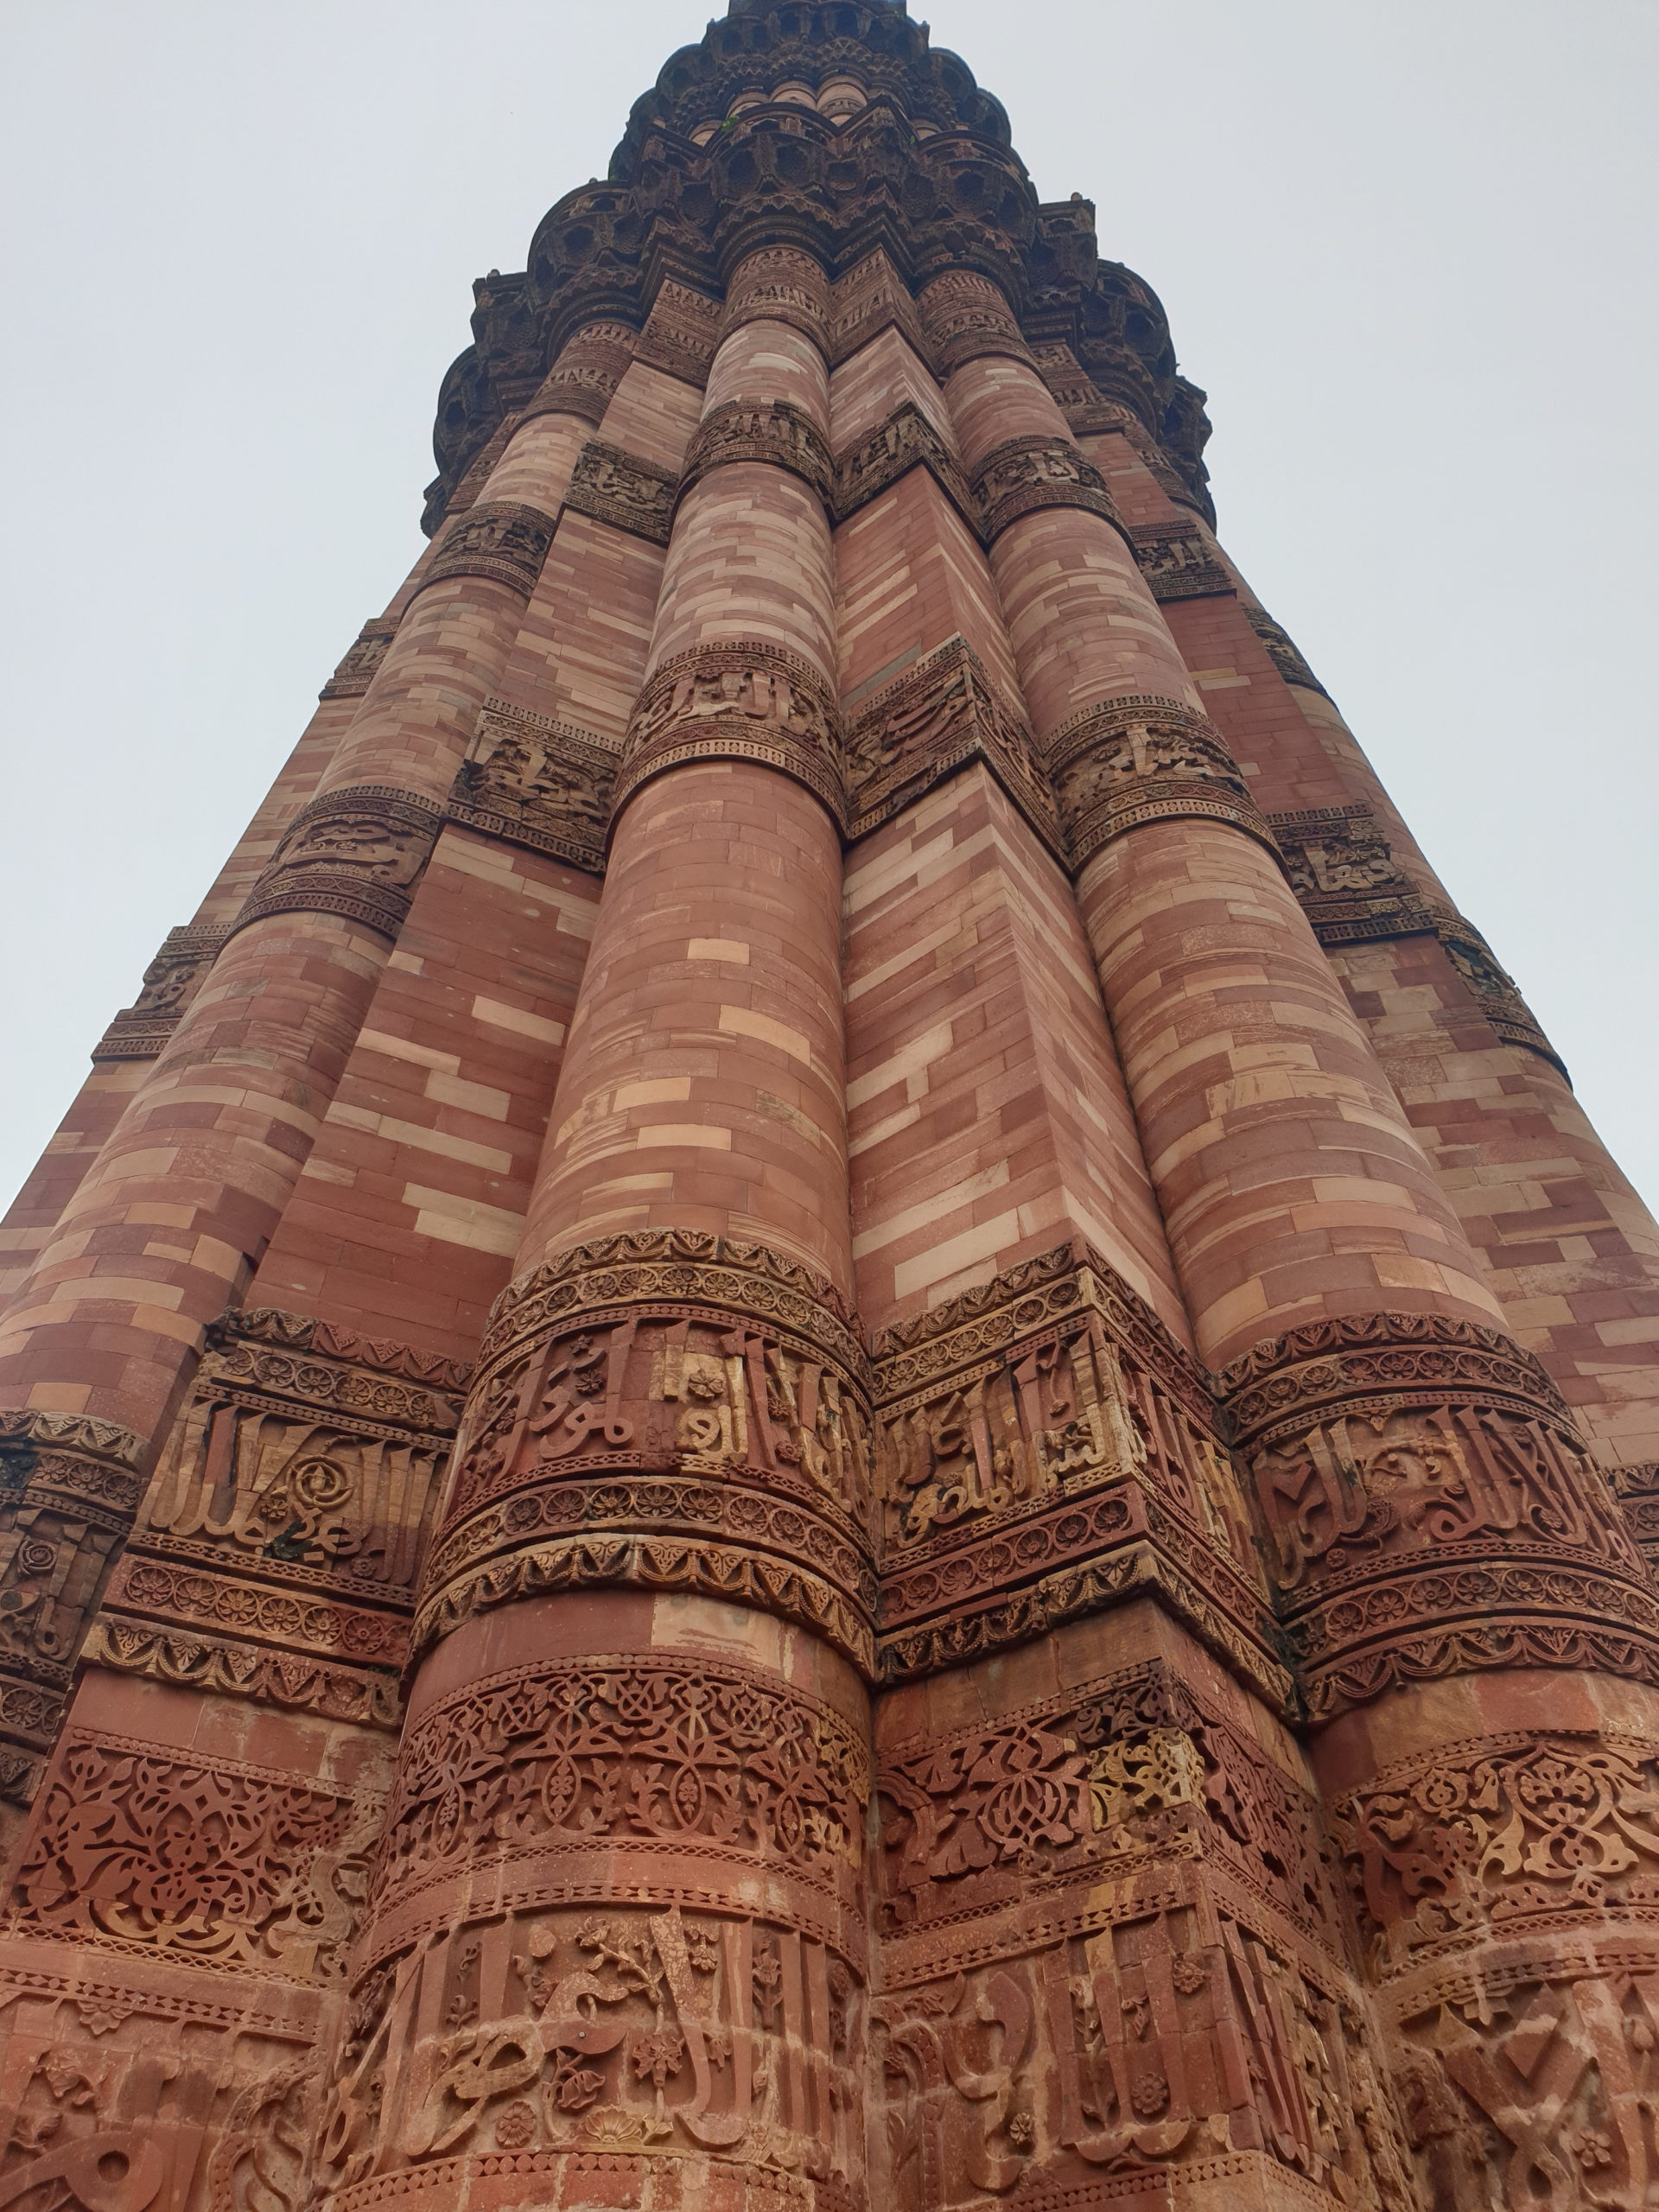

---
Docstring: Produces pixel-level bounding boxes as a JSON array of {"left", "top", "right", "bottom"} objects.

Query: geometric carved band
[
  {"left": 612, "top": 639, "right": 846, "bottom": 832},
  {"left": 92, "top": 923, "right": 232, "bottom": 1061},
  {"left": 679, "top": 398, "right": 835, "bottom": 509},
  {"left": 1046, "top": 694, "right": 1281, "bottom": 869},
  {"left": 0, "top": 1408, "right": 149, "bottom": 1804},
  {"left": 231, "top": 785, "right": 445, "bottom": 940},
  {"left": 420, "top": 500, "right": 557, "bottom": 600},
  {"left": 970, "top": 434, "right": 1124, "bottom": 546},
  {"left": 1216, "top": 1311, "right": 1659, "bottom": 1719},
  {"left": 423, "top": 1230, "right": 877, "bottom": 1674}
]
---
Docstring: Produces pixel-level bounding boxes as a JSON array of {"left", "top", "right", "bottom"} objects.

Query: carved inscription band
[
  {"left": 421, "top": 500, "right": 557, "bottom": 600},
  {"left": 423, "top": 1231, "right": 878, "bottom": 1675},
  {"left": 1047, "top": 694, "right": 1280, "bottom": 868},
  {"left": 92, "top": 923, "right": 231, "bottom": 1061},
  {"left": 232, "top": 784, "right": 444, "bottom": 938}
]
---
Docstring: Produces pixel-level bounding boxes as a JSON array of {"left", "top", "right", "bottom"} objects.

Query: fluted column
[
  {"left": 925, "top": 267, "right": 1659, "bottom": 2170},
  {"left": 0, "top": 327, "right": 627, "bottom": 1792},
  {"left": 319, "top": 253, "right": 869, "bottom": 2209}
]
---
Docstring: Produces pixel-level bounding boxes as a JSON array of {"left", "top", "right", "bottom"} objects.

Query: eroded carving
[
  {"left": 845, "top": 634, "right": 1058, "bottom": 851},
  {"left": 561, "top": 439, "right": 677, "bottom": 545},
  {"left": 448, "top": 698, "right": 616, "bottom": 873},
  {"left": 1128, "top": 522, "right": 1231, "bottom": 601},
  {"left": 232, "top": 785, "right": 442, "bottom": 938},
  {"left": 321, "top": 620, "right": 397, "bottom": 702},
  {"left": 679, "top": 398, "right": 834, "bottom": 506},
  {"left": 422, "top": 501, "right": 556, "bottom": 599},
  {"left": 1247, "top": 605, "right": 1327, "bottom": 694},
  {"left": 613, "top": 639, "right": 845, "bottom": 827},
  {"left": 831, "top": 401, "right": 976, "bottom": 533},
  {"left": 92, "top": 925, "right": 230, "bottom": 1062},
  {"left": 1270, "top": 803, "right": 1435, "bottom": 948},
  {"left": 1045, "top": 695, "right": 1274, "bottom": 868},
  {"left": 970, "top": 435, "right": 1122, "bottom": 544}
]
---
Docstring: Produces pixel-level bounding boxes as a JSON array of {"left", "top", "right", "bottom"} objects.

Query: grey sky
[{"left": 2, "top": 0, "right": 1655, "bottom": 1226}]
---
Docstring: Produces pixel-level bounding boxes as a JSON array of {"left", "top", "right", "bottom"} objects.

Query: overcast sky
[{"left": 2, "top": 0, "right": 1655, "bottom": 1230}]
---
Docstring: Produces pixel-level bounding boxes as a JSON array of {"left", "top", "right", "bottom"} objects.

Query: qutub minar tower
[{"left": 3, "top": 6, "right": 1658, "bottom": 2209}]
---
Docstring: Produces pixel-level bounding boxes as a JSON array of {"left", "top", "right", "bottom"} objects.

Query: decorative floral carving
[
  {"left": 1044, "top": 695, "right": 1274, "bottom": 867},
  {"left": 560, "top": 439, "right": 678, "bottom": 545},
  {"left": 92, "top": 925, "right": 230, "bottom": 1062},
  {"left": 233, "top": 785, "right": 442, "bottom": 937},
  {"left": 969, "top": 435, "right": 1122, "bottom": 544},
  {"left": 8, "top": 1733, "right": 380, "bottom": 1984},
  {"left": 1333, "top": 1730, "right": 1659, "bottom": 1975},
  {"left": 844, "top": 634, "right": 1058, "bottom": 850},
  {"left": 422, "top": 500, "right": 557, "bottom": 598},
  {"left": 378, "top": 1658, "right": 866, "bottom": 1909},
  {"left": 613, "top": 641, "right": 845, "bottom": 826},
  {"left": 448, "top": 698, "right": 617, "bottom": 872}
]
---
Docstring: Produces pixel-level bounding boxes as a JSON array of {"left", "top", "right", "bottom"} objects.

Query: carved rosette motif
[
  {"left": 320, "top": 619, "right": 397, "bottom": 702},
  {"left": 92, "top": 923, "right": 231, "bottom": 1061},
  {"left": 0, "top": 1410, "right": 149, "bottom": 1805},
  {"left": 831, "top": 398, "right": 976, "bottom": 534},
  {"left": 233, "top": 785, "right": 443, "bottom": 938},
  {"left": 446, "top": 699, "right": 616, "bottom": 874},
  {"left": 518, "top": 321, "right": 637, "bottom": 428},
  {"left": 1269, "top": 803, "right": 1434, "bottom": 948},
  {"left": 678, "top": 397, "right": 835, "bottom": 509},
  {"left": 94, "top": 1307, "right": 459, "bottom": 1730},
  {"left": 917, "top": 270, "right": 1035, "bottom": 380},
  {"left": 873, "top": 1656, "right": 1415, "bottom": 2209},
  {"left": 846, "top": 634, "right": 1059, "bottom": 853},
  {"left": 870, "top": 1243, "right": 1285, "bottom": 1706},
  {"left": 970, "top": 434, "right": 1123, "bottom": 545},
  {"left": 421, "top": 501, "right": 557, "bottom": 599},
  {"left": 719, "top": 244, "right": 831, "bottom": 346},
  {"left": 1128, "top": 521, "right": 1232, "bottom": 601},
  {"left": 1219, "top": 1312, "right": 1659, "bottom": 1717},
  {"left": 560, "top": 438, "right": 678, "bottom": 545},
  {"left": 612, "top": 639, "right": 846, "bottom": 829},
  {"left": 1046, "top": 695, "right": 1278, "bottom": 867},
  {"left": 421, "top": 1232, "right": 877, "bottom": 1674}
]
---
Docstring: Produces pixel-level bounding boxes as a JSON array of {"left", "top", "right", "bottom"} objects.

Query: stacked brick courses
[{"left": 3, "top": 6, "right": 1659, "bottom": 2209}]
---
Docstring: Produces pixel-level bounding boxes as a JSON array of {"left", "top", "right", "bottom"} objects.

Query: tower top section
[{"left": 424, "top": 0, "right": 1211, "bottom": 535}]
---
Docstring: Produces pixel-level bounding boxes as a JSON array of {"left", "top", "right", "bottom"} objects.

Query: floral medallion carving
[
  {"left": 612, "top": 640, "right": 845, "bottom": 828},
  {"left": 447, "top": 699, "right": 615, "bottom": 873},
  {"left": 233, "top": 785, "right": 443, "bottom": 938}
]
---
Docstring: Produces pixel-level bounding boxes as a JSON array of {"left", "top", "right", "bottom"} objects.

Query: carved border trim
[
  {"left": 970, "top": 433, "right": 1125, "bottom": 545},
  {"left": 559, "top": 438, "right": 679, "bottom": 545},
  {"left": 232, "top": 785, "right": 444, "bottom": 939},
  {"left": 830, "top": 399, "right": 978, "bottom": 536},
  {"left": 445, "top": 697, "right": 617, "bottom": 874},
  {"left": 420, "top": 500, "right": 558, "bottom": 600},
  {"left": 321, "top": 620, "right": 398, "bottom": 702},
  {"left": 1045, "top": 694, "right": 1281, "bottom": 869},
  {"left": 82, "top": 1618, "right": 403, "bottom": 1729},
  {"left": 92, "top": 925, "right": 232, "bottom": 1062},
  {"left": 678, "top": 397, "right": 835, "bottom": 509},
  {"left": 1128, "top": 521, "right": 1233, "bottom": 602}
]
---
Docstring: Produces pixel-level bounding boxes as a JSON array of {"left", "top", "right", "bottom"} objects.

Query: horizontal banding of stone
[
  {"left": 230, "top": 784, "right": 444, "bottom": 940},
  {"left": 1045, "top": 694, "right": 1280, "bottom": 871},
  {"left": 609, "top": 638, "right": 847, "bottom": 832},
  {"left": 418, "top": 499, "right": 558, "bottom": 600},
  {"left": 677, "top": 397, "right": 835, "bottom": 510},
  {"left": 971, "top": 432, "right": 1126, "bottom": 545}
]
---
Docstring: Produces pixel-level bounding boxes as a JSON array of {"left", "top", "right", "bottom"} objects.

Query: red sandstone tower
[{"left": 3, "top": 5, "right": 1659, "bottom": 2208}]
